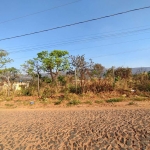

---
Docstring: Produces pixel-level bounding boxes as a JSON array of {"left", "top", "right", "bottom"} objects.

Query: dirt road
[{"left": 0, "top": 108, "right": 150, "bottom": 150}]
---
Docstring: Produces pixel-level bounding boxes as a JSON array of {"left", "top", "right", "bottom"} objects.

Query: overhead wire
[
  {"left": 9, "top": 36, "right": 150, "bottom": 55},
  {"left": 89, "top": 47, "right": 150, "bottom": 59},
  {"left": 0, "top": 0, "right": 81, "bottom": 25},
  {"left": 5, "top": 26, "right": 150, "bottom": 53},
  {"left": 3, "top": 23, "right": 150, "bottom": 50},
  {"left": 0, "top": 5, "right": 150, "bottom": 41},
  {"left": 13, "top": 46, "right": 150, "bottom": 60}
]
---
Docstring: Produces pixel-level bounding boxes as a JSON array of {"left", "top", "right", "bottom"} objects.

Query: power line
[
  {"left": 9, "top": 35, "right": 150, "bottom": 54},
  {"left": 3, "top": 23, "right": 150, "bottom": 50},
  {"left": 13, "top": 46, "right": 150, "bottom": 60},
  {"left": 0, "top": 5, "right": 150, "bottom": 41},
  {"left": 10, "top": 37, "right": 150, "bottom": 55},
  {"left": 0, "top": 0, "right": 81, "bottom": 25},
  {"left": 89, "top": 47, "right": 150, "bottom": 59},
  {"left": 7, "top": 27, "right": 150, "bottom": 54}
]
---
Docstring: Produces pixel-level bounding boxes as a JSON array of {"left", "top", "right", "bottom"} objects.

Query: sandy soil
[{"left": 0, "top": 108, "right": 150, "bottom": 150}]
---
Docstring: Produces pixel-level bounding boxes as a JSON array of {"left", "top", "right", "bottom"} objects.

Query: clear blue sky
[{"left": 0, "top": 0, "right": 150, "bottom": 69}]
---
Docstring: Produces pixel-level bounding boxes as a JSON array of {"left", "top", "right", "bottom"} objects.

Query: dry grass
[{"left": 0, "top": 76, "right": 150, "bottom": 109}]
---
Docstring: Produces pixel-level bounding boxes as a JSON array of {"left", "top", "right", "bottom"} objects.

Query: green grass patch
[
  {"left": 128, "top": 101, "right": 136, "bottom": 105},
  {"left": 132, "top": 97, "right": 146, "bottom": 101},
  {"left": 106, "top": 98, "right": 122, "bottom": 103},
  {"left": 67, "top": 99, "right": 81, "bottom": 106},
  {"left": 22, "top": 101, "right": 30, "bottom": 106},
  {"left": 15, "top": 100, "right": 22, "bottom": 103},
  {"left": 54, "top": 100, "right": 62, "bottom": 105},
  {"left": 83, "top": 100, "right": 92, "bottom": 105},
  {"left": 5, "top": 97, "right": 13, "bottom": 101},
  {"left": 5, "top": 103, "right": 14, "bottom": 107},
  {"left": 95, "top": 100, "right": 104, "bottom": 104}
]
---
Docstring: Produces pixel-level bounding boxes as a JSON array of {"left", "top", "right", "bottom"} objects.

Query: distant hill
[
  {"left": 13, "top": 67, "right": 150, "bottom": 82},
  {"left": 131, "top": 67, "right": 150, "bottom": 74},
  {"left": 104, "top": 67, "right": 150, "bottom": 75}
]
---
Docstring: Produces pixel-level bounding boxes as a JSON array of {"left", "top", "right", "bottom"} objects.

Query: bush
[
  {"left": 69, "top": 85, "right": 82, "bottom": 94},
  {"left": 20, "top": 87, "right": 32, "bottom": 96},
  {"left": 85, "top": 79, "right": 114, "bottom": 93},
  {"left": 58, "top": 75, "right": 66, "bottom": 86},
  {"left": 41, "top": 87, "right": 56, "bottom": 99},
  {"left": 135, "top": 81, "right": 150, "bottom": 92},
  {"left": 41, "top": 76, "right": 52, "bottom": 83}
]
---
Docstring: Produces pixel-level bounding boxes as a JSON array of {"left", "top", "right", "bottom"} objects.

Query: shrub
[
  {"left": 20, "top": 87, "right": 32, "bottom": 96},
  {"left": 41, "top": 87, "right": 56, "bottom": 99},
  {"left": 135, "top": 81, "right": 150, "bottom": 92},
  {"left": 69, "top": 85, "right": 82, "bottom": 94},
  {"left": 85, "top": 79, "right": 113, "bottom": 93},
  {"left": 114, "top": 67, "right": 132, "bottom": 79},
  {"left": 58, "top": 75, "right": 66, "bottom": 86},
  {"left": 41, "top": 76, "right": 52, "bottom": 83}
]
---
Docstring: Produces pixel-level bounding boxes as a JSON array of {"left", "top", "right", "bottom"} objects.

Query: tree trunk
[
  {"left": 37, "top": 73, "right": 40, "bottom": 97},
  {"left": 7, "top": 76, "right": 10, "bottom": 97},
  {"left": 75, "top": 69, "right": 77, "bottom": 93},
  {"left": 50, "top": 70, "right": 54, "bottom": 82}
]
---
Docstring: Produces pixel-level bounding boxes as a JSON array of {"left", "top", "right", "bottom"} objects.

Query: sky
[{"left": 0, "top": 0, "right": 150, "bottom": 70}]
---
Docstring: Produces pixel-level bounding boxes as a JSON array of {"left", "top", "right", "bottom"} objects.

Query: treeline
[{"left": 0, "top": 49, "right": 150, "bottom": 98}]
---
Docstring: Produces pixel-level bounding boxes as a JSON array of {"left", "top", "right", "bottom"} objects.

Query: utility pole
[
  {"left": 37, "top": 73, "right": 40, "bottom": 97},
  {"left": 75, "top": 68, "right": 77, "bottom": 93},
  {"left": 112, "top": 66, "right": 115, "bottom": 87}
]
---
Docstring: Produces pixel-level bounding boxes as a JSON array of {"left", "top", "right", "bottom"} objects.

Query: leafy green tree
[
  {"left": 0, "top": 50, "right": 12, "bottom": 68},
  {"left": 21, "top": 58, "right": 42, "bottom": 96},
  {"left": 21, "top": 58, "right": 42, "bottom": 77},
  {"left": 37, "top": 50, "right": 69, "bottom": 82}
]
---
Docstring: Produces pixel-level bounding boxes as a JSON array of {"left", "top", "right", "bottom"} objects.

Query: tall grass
[{"left": 0, "top": 73, "right": 150, "bottom": 102}]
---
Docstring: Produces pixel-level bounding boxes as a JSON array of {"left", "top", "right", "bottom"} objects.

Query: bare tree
[{"left": 70, "top": 55, "right": 94, "bottom": 93}]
